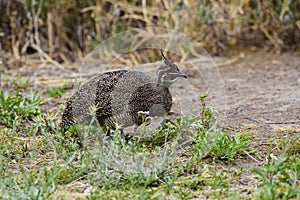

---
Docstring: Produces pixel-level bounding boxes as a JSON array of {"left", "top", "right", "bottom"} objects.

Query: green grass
[
  {"left": 0, "top": 90, "right": 42, "bottom": 128},
  {"left": 192, "top": 126, "right": 256, "bottom": 163},
  {"left": 7, "top": 77, "right": 32, "bottom": 90},
  {"left": 46, "top": 81, "right": 74, "bottom": 98},
  {"left": 252, "top": 137, "right": 300, "bottom": 200},
  {"left": 0, "top": 90, "right": 299, "bottom": 199},
  {"left": 252, "top": 155, "right": 300, "bottom": 199}
]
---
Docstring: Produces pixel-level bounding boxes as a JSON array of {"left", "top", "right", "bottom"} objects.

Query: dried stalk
[
  {"left": 30, "top": 42, "right": 64, "bottom": 69},
  {"left": 95, "top": 0, "right": 102, "bottom": 41},
  {"left": 47, "top": 12, "right": 54, "bottom": 57}
]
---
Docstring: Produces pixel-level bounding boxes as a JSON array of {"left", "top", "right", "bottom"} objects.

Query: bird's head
[{"left": 156, "top": 50, "right": 187, "bottom": 87}]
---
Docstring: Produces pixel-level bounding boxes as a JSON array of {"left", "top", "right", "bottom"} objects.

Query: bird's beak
[{"left": 177, "top": 71, "right": 187, "bottom": 78}]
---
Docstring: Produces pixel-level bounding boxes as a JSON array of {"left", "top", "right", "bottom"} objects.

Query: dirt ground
[
  {"left": 217, "top": 50, "right": 300, "bottom": 194},
  {"left": 1, "top": 50, "right": 299, "bottom": 195},
  {"left": 171, "top": 50, "right": 300, "bottom": 195}
]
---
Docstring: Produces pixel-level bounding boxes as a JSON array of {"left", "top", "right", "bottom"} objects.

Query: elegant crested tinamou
[{"left": 61, "top": 50, "right": 187, "bottom": 133}]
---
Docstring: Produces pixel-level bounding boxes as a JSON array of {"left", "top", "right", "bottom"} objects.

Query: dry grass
[{"left": 0, "top": 0, "right": 299, "bottom": 66}]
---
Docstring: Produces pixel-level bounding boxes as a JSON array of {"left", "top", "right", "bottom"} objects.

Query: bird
[{"left": 60, "top": 50, "right": 187, "bottom": 134}]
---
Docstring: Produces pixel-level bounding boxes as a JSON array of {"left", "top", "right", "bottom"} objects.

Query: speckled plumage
[{"left": 61, "top": 51, "right": 186, "bottom": 132}]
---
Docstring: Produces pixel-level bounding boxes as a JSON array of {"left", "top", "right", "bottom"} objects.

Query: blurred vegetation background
[{"left": 0, "top": 0, "right": 299, "bottom": 64}]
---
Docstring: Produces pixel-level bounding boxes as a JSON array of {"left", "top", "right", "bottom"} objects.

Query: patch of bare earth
[
  {"left": 174, "top": 50, "right": 299, "bottom": 196},
  {"left": 217, "top": 51, "right": 300, "bottom": 195}
]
